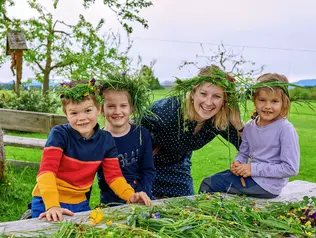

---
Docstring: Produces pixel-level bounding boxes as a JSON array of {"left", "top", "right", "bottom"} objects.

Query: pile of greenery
[{"left": 50, "top": 194, "right": 316, "bottom": 238}]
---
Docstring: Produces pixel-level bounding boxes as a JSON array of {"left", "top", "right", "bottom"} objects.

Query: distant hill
[
  {"left": 0, "top": 80, "right": 58, "bottom": 87},
  {"left": 293, "top": 79, "right": 316, "bottom": 87}
]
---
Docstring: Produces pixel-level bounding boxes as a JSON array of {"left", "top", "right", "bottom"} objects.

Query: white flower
[{"left": 236, "top": 85, "right": 246, "bottom": 94}]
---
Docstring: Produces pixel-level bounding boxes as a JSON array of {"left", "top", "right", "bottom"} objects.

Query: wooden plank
[
  {"left": 0, "top": 109, "right": 67, "bottom": 133},
  {"left": 0, "top": 129, "right": 6, "bottom": 181},
  {"left": 52, "top": 114, "right": 68, "bottom": 126},
  {"left": 3, "top": 135, "right": 46, "bottom": 149},
  {"left": 0, "top": 180, "right": 316, "bottom": 237},
  {"left": 0, "top": 109, "right": 48, "bottom": 133},
  {"left": 6, "top": 159, "right": 39, "bottom": 169}
]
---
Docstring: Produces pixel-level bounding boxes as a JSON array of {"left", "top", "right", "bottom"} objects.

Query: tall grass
[{"left": 0, "top": 166, "right": 38, "bottom": 222}]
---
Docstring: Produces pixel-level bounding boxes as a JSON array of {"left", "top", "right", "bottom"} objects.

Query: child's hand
[
  {"left": 129, "top": 192, "right": 152, "bottom": 206},
  {"left": 234, "top": 164, "right": 251, "bottom": 178},
  {"left": 230, "top": 161, "right": 241, "bottom": 175},
  {"left": 39, "top": 206, "right": 74, "bottom": 222}
]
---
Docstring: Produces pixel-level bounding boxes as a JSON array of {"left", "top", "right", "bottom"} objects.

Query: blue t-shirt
[{"left": 97, "top": 124, "right": 156, "bottom": 204}]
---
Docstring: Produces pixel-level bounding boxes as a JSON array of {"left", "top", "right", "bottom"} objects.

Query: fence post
[{"left": 0, "top": 127, "right": 7, "bottom": 182}]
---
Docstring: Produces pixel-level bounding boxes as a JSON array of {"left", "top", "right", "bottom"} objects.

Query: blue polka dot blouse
[{"left": 142, "top": 96, "right": 241, "bottom": 198}]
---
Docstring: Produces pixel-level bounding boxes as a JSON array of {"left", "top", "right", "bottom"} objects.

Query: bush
[
  {"left": 0, "top": 91, "right": 13, "bottom": 108},
  {"left": 290, "top": 87, "right": 316, "bottom": 101},
  {"left": 0, "top": 90, "right": 60, "bottom": 113}
]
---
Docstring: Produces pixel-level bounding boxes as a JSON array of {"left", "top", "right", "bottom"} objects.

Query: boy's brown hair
[{"left": 253, "top": 73, "right": 290, "bottom": 118}]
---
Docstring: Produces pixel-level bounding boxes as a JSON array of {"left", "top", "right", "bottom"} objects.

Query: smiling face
[
  {"left": 191, "top": 82, "right": 225, "bottom": 122},
  {"left": 255, "top": 88, "right": 283, "bottom": 126},
  {"left": 103, "top": 90, "right": 132, "bottom": 129},
  {"left": 65, "top": 99, "right": 101, "bottom": 139}
]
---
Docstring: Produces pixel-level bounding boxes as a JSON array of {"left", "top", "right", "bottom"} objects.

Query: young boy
[
  {"left": 97, "top": 72, "right": 156, "bottom": 205},
  {"left": 31, "top": 79, "right": 151, "bottom": 222}
]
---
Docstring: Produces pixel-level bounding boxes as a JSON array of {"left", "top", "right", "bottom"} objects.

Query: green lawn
[{"left": 1, "top": 89, "right": 316, "bottom": 222}]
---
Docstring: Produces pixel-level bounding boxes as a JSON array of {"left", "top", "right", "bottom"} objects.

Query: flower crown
[
  {"left": 252, "top": 80, "right": 290, "bottom": 99},
  {"left": 100, "top": 71, "right": 155, "bottom": 126},
  {"left": 57, "top": 78, "right": 103, "bottom": 103},
  {"left": 169, "top": 65, "right": 237, "bottom": 107}
]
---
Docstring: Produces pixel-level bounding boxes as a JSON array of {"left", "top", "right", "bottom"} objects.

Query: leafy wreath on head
[
  {"left": 168, "top": 65, "right": 239, "bottom": 129},
  {"left": 170, "top": 65, "right": 313, "bottom": 122},
  {"left": 170, "top": 65, "right": 237, "bottom": 104},
  {"left": 100, "top": 71, "right": 155, "bottom": 127},
  {"left": 249, "top": 79, "right": 315, "bottom": 118},
  {"left": 56, "top": 78, "right": 103, "bottom": 104}
]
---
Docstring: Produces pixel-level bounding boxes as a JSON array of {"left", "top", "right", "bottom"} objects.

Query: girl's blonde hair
[
  {"left": 253, "top": 73, "right": 290, "bottom": 118},
  {"left": 184, "top": 66, "right": 230, "bottom": 130},
  {"left": 102, "top": 89, "right": 132, "bottom": 106}
]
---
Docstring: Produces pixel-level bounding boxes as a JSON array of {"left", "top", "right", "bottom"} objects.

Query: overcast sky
[{"left": 1, "top": 0, "right": 316, "bottom": 83}]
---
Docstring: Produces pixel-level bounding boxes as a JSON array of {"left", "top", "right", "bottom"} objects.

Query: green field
[{"left": 1, "top": 89, "right": 316, "bottom": 221}]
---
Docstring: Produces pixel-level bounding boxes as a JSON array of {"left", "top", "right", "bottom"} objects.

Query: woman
[{"left": 142, "top": 65, "right": 244, "bottom": 198}]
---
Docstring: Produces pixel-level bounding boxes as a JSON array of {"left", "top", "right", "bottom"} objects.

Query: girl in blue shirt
[{"left": 97, "top": 73, "right": 156, "bottom": 205}]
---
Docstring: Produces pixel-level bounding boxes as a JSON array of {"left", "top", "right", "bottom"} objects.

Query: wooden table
[{"left": 1, "top": 180, "right": 316, "bottom": 237}]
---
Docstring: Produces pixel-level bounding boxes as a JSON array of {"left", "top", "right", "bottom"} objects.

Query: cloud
[{"left": 1, "top": 0, "right": 316, "bottom": 83}]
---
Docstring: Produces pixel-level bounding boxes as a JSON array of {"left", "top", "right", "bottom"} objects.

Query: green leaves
[
  {"left": 1, "top": 0, "right": 151, "bottom": 95},
  {"left": 54, "top": 0, "right": 152, "bottom": 34}
]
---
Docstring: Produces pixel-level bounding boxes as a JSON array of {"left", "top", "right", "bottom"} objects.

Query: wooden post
[
  {"left": 15, "top": 50, "right": 23, "bottom": 96},
  {"left": 0, "top": 127, "right": 6, "bottom": 182},
  {"left": 6, "top": 30, "right": 28, "bottom": 96}
]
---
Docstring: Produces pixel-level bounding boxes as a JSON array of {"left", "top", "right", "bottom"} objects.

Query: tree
[
  {"left": 53, "top": 0, "right": 153, "bottom": 34},
  {"left": 140, "top": 63, "right": 163, "bottom": 90},
  {"left": 1, "top": 0, "right": 130, "bottom": 94},
  {"left": 0, "top": 0, "right": 13, "bottom": 181},
  {"left": 0, "top": 0, "right": 14, "bottom": 65},
  {"left": 180, "top": 43, "right": 265, "bottom": 80},
  {"left": 0, "top": 0, "right": 13, "bottom": 24}
]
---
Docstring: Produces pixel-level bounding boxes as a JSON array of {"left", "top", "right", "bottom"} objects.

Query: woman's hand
[
  {"left": 39, "top": 206, "right": 74, "bottom": 222},
  {"left": 129, "top": 192, "right": 152, "bottom": 206}
]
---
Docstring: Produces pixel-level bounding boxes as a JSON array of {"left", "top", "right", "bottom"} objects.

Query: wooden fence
[
  {"left": 0, "top": 108, "right": 67, "bottom": 134},
  {"left": 0, "top": 108, "right": 68, "bottom": 167}
]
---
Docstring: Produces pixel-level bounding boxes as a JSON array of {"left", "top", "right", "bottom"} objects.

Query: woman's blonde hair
[
  {"left": 184, "top": 66, "right": 230, "bottom": 130},
  {"left": 253, "top": 73, "right": 290, "bottom": 118}
]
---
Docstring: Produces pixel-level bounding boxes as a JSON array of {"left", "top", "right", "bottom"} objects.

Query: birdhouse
[
  {"left": 6, "top": 30, "right": 28, "bottom": 55},
  {"left": 6, "top": 30, "right": 28, "bottom": 96}
]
